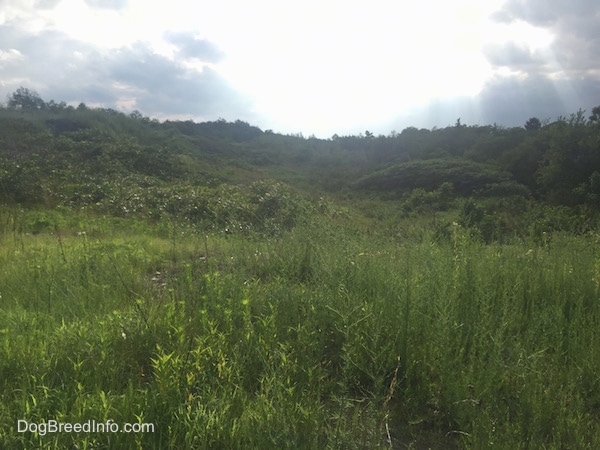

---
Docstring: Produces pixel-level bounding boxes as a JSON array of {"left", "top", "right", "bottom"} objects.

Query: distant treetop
[
  {"left": 7, "top": 87, "right": 46, "bottom": 111},
  {"left": 524, "top": 117, "right": 542, "bottom": 131}
]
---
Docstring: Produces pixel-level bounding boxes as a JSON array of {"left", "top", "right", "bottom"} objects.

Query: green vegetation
[{"left": 1, "top": 88, "right": 600, "bottom": 448}]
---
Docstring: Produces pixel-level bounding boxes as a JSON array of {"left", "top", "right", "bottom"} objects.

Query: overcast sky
[{"left": 1, "top": 0, "right": 599, "bottom": 137}]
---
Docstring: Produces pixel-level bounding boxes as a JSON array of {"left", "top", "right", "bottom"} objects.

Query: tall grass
[{"left": 1, "top": 210, "right": 599, "bottom": 448}]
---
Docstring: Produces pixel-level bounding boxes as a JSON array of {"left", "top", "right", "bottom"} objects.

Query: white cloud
[{"left": 84, "top": 0, "right": 128, "bottom": 9}]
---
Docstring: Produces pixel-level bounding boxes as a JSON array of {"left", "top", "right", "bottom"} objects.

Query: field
[
  {"left": 1, "top": 208, "right": 600, "bottom": 448},
  {"left": 2, "top": 99, "right": 600, "bottom": 447}
]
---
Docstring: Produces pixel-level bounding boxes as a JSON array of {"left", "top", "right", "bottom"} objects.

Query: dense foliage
[{"left": 2, "top": 88, "right": 600, "bottom": 214}]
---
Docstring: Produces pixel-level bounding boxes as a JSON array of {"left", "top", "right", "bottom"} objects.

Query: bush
[
  {"left": 459, "top": 199, "right": 485, "bottom": 228},
  {"left": 355, "top": 158, "right": 514, "bottom": 196}
]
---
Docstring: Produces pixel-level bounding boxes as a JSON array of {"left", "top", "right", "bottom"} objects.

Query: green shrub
[{"left": 356, "top": 158, "right": 513, "bottom": 195}]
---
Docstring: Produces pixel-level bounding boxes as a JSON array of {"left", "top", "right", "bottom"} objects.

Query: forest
[{"left": 1, "top": 86, "right": 600, "bottom": 448}]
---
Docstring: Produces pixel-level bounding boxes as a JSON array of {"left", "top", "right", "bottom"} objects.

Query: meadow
[
  {"left": 1, "top": 207, "right": 600, "bottom": 449},
  {"left": 2, "top": 97, "right": 600, "bottom": 447}
]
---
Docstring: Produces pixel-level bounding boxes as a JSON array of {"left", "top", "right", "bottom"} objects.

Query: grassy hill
[{"left": 2, "top": 91, "right": 600, "bottom": 448}]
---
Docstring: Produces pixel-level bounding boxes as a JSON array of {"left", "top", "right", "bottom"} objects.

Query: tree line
[{"left": 2, "top": 86, "right": 600, "bottom": 210}]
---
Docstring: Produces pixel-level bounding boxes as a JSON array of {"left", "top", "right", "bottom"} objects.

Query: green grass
[{"left": 1, "top": 210, "right": 600, "bottom": 448}]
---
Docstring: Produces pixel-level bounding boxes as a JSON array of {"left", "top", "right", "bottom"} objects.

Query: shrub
[{"left": 355, "top": 158, "right": 513, "bottom": 196}]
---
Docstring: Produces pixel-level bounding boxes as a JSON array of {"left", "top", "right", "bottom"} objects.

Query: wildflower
[{"left": 150, "top": 271, "right": 162, "bottom": 282}]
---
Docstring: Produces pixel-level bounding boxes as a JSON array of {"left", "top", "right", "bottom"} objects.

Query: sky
[{"left": 0, "top": 0, "right": 599, "bottom": 137}]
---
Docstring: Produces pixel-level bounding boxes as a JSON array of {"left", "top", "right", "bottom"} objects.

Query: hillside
[
  {"left": 3, "top": 88, "right": 600, "bottom": 448},
  {"left": 2, "top": 88, "right": 600, "bottom": 240}
]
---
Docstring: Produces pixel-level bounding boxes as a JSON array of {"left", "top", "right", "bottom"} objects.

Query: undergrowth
[{"left": 1, "top": 210, "right": 599, "bottom": 448}]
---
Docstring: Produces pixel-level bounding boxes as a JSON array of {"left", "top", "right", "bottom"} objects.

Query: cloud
[
  {"left": 83, "top": 0, "right": 128, "bottom": 10},
  {"left": 35, "top": 0, "right": 61, "bottom": 8},
  {"left": 492, "top": 0, "right": 595, "bottom": 27},
  {"left": 0, "top": 0, "right": 60, "bottom": 9},
  {"left": 107, "top": 42, "right": 251, "bottom": 117},
  {"left": 385, "top": 72, "right": 600, "bottom": 134},
  {"left": 164, "top": 31, "right": 224, "bottom": 62},
  {"left": 453, "top": 0, "right": 600, "bottom": 131},
  {"left": 477, "top": 75, "right": 590, "bottom": 123},
  {"left": 492, "top": 0, "right": 600, "bottom": 75},
  {"left": 483, "top": 42, "right": 539, "bottom": 70},
  {"left": 0, "top": 0, "right": 61, "bottom": 25},
  {"left": 0, "top": 23, "right": 254, "bottom": 121},
  {"left": 1, "top": 0, "right": 597, "bottom": 137}
]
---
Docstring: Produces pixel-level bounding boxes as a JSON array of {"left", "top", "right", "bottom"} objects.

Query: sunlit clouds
[{"left": 0, "top": 0, "right": 597, "bottom": 136}]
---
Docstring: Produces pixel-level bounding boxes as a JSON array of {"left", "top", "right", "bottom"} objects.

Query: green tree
[
  {"left": 589, "top": 106, "right": 600, "bottom": 123},
  {"left": 7, "top": 87, "right": 46, "bottom": 111},
  {"left": 524, "top": 117, "right": 542, "bottom": 131},
  {"left": 535, "top": 112, "right": 600, "bottom": 203},
  {"left": 502, "top": 134, "right": 545, "bottom": 189}
]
